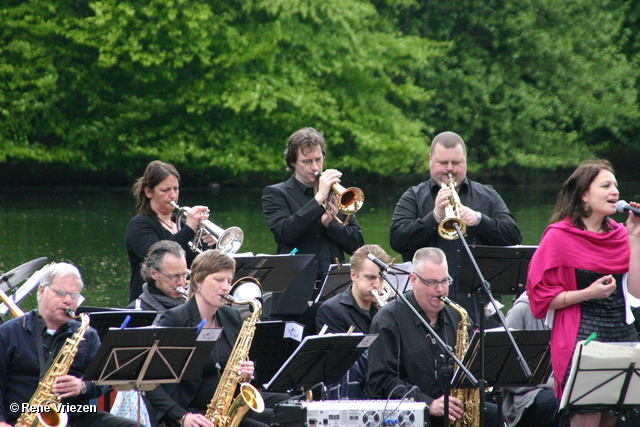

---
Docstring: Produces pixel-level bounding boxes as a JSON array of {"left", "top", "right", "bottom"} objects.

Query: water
[{"left": 0, "top": 182, "right": 632, "bottom": 314}]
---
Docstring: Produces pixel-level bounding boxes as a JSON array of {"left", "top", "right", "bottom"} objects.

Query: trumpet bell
[
  {"left": 216, "top": 226, "right": 244, "bottom": 254},
  {"left": 438, "top": 217, "right": 467, "bottom": 240},
  {"left": 334, "top": 185, "right": 365, "bottom": 215},
  {"left": 229, "top": 277, "right": 263, "bottom": 302}
]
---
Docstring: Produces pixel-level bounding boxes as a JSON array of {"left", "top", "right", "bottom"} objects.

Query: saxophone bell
[{"left": 37, "top": 405, "right": 69, "bottom": 427}]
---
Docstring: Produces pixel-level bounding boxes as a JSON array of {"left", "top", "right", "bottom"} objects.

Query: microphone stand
[
  {"left": 376, "top": 267, "right": 479, "bottom": 427},
  {"left": 452, "top": 223, "right": 533, "bottom": 426}
]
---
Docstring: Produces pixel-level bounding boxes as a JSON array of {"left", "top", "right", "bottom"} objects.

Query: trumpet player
[
  {"left": 262, "top": 127, "right": 364, "bottom": 281},
  {"left": 127, "top": 240, "right": 189, "bottom": 314},
  {"left": 390, "top": 131, "right": 522, "bottom": 325},
  {"left": 126, "top": 160, "right": 213, "bottom": 303},
  {"left": 315, "top": 244, "right": 391, "bottom": 399}
]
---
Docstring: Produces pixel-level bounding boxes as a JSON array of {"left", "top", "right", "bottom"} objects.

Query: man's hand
[
  {"left": 52, "top": 375, "right": 83, "bottom": 399},
  {"left": 428, "top": 395, "right": 464, "bottom": 422}
]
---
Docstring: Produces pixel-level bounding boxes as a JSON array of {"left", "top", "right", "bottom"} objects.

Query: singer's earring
[{"left": 581, "top": 202, "right": 593, "bottom": 218}]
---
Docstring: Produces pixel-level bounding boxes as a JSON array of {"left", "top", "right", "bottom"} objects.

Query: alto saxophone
[
  {"left": 15, "top": 310, "right": 90, "bottom": 427},
  {"left": 205, "top": 296, "right": 265, "bottom": 427},
  {"left": 439, "top": 296, "right": 480, "bottom": 427}
]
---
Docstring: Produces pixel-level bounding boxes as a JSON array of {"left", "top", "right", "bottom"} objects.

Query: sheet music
[{"left": 560, "top": 340, "right": 640, "bottom": 409}]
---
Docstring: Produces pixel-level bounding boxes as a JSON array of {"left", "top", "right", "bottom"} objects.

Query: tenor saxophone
[
  {"left": 205, "top": 296, "right": 265, "bottom": 427},
  {"left": 15, "top": 310, "right": 90, "bottom": 427},
  {"left": 439, "top": 296, "right": 480, "bottom": 427}
]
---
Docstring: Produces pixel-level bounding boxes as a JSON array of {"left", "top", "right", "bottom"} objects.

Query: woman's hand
[
  {"left": 237, "top": 360, "right": 255, "bottom": 381},
  {"left": 184, "top": 205, "right": 210, "bottom": 231},
  {"left": 182, "top": 412, "right": 213, "bottom": 427}
]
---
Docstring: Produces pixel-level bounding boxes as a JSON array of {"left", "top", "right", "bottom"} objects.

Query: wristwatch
[
  {"left": 81, "top": 381, "right": 87, "bottom": 395},
  {"left": 476, "top": 211, "right": 482, "bottom": 223}
]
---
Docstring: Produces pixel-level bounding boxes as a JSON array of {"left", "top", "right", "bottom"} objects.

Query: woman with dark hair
[
  {"left": 125, "top": 160, "right": 210, "bottom": 302},
  {"left": 527, "top": 159, "right": 640, "bottom": 427}
]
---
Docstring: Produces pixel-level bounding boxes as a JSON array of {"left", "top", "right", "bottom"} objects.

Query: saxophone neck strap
[{"left": 34, "top": 310, "right": 69, "bottom": 381}]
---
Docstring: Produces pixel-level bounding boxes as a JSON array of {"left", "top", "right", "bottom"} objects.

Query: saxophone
[
  {"left": 15, "top": 310, "right": 90, "bottom": 427},
  {"left": 205, "top": 296, "right": 265, "bottom": 427},
  {"left": 439, "top": 296, "right": 480, "bottom": 427}
]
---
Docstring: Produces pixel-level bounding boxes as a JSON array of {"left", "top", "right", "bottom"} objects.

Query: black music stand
[
  {"left": 263, "top": 333, "right": 377, "bottom": 392},
  {"left": 249, "top": 320, "right": 306, "bottom": 387},
  {"left": 458, "top": 245, "right": 537, "bottom": 295},
  {"left": 560, "top": 340, "right": 640, "bottom": 411},
  {"left": 315, "top": 264, "right": 351, "bottom": 304},
  {"left": 85, "top": 326, "right": 220, "bottom": 391},
  {"left": 233, "top": 254, "right": 315, "bottom": 293},
  {"left": 453, "top": 329, "right": 552, "bottom": 388}
]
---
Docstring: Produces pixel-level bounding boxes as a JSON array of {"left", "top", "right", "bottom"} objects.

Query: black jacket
[{"left": 262, "top": 175, "right": 364, "bottom": 279}]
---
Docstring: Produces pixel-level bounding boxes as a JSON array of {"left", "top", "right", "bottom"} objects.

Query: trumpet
[
  {"left": 313, "top": 171, "right": 364, "bottom": 226},
  {"left": 171, "top": 201, "right": 244, "bottom": 254},
  {"left": 371, "top": 282, "right": 393, "bottom": 307},
  {"left": 437, "top": 173, "right": 467, "bottom": 240}
]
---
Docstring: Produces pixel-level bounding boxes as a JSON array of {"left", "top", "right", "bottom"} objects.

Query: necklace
[{"left": 158, "top": 216, "right": 176, "bottom": 233}]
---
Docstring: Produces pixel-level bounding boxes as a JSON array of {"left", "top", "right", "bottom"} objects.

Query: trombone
[
  {"left": 313, "top": 171, "right": 364, "bottom": 226},
  {"left": 171, "top": 201, "right": 244, "bottom": 254},
  {"left": 437, "top": 174, "right": 467, "bottom": 240}
]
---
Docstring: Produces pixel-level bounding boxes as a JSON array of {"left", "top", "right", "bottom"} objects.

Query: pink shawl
[{"left": 526, "top": 218, "right": 629, "bottom": 398}]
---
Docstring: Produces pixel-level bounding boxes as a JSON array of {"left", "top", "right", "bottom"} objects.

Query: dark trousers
[{"left": 515, "top": 389, "right": 558, "bottom": 427}]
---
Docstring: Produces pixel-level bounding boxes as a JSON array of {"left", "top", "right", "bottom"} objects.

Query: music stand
[
  {"left": 453, "top": 329, "right": 552, "bottom": 388},
  {"left": 458, "top": 245, "right": 537, "bottom": 295},
  {"left": 263, "top": 333, "right": 377, "bottom": 392},
  {"left": 315, "top": 264, "right": 351, "bottom": 304},
  {"left": 233, "top": 254, "right": 315, "bottom": 293},
  {"left": 85, "top": 326, "right": 220, "bottom": 391},
  {"left": 560, "top": 340, "right": 640, "bottom": 411},
  {"left": 269, "top": 257, "right": 318, "bottom": 317},
  {"left": 249, "top": 320, "right": 305, "bottom": 387}
]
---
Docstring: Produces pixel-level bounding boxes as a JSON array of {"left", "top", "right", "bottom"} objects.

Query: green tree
[
  {"left": 385, "top": 0, "right": 640, "bottom": 172},
  {"left": 1, "top": 0, "right": 445, "bottom": 183}
]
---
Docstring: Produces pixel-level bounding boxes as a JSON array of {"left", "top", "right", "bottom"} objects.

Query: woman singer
[
  {"left": 126, "top": 160, "right": 211, "bottom": 302},
  {"left": 143, "top": 249, "right": 285, "bottom": 427},
  {"left": 527, "top": 159, "right": 640, "bottom": 427}
]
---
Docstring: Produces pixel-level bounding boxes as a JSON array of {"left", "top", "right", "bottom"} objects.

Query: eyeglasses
[
  {"left": 157, "top": 270, "right": 190, "bottom": 283},
  {"left": 414, "top": 273, "right": 453, "bottom": 288},
  {"left": 45, "top": 285, "right": 82, "bottom": 300}
]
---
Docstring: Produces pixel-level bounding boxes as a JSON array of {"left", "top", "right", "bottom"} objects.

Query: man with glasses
[
  {"left": 0, "top": 263, "right": 136, "bottom": 427},
  {"left": 367, "top": 247, "right": 501, "bottom": 427},
  {"left": 128, "top": 240, "right": 189, "bottom": 315},
  {"left": 262, "top": 127, "right": 364, "bottom": 282},
  {"left": 389, "top": 131, "right": 521, "bottom": 325}
]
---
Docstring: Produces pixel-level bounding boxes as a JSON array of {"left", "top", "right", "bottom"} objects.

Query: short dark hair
[
  {"left": 284, "top": 127, "right": 326, "bottom": 171},
  {"left": 131, "top": 160, "right": 180, "bottom": 214},
  {"left": 189, "top": 249, "right": 236, "bottom": 298},
  {"left": 551, "top": 159, "right": 615, "bottom": 231},
  {"left": 431, "top": 131, "right": 467, "bottom": 155},
  {"left": 141, "top": 240, "right": 186, "bottom": 283},
  {"left": 350, "top": 244, "right": 391, "bottom": 273}
]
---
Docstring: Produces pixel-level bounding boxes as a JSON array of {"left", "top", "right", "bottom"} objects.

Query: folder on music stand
[
  {"left": 560, "top": 340, "right": 640, "bottom": 410},
  {"left": 452, "top": 328, "right": 552, "bottom": 388},
  {"left": 458, "top": 245, "right": 537, "bottom": 295},
  {"left": 263, "top": 333, "right": 378, "bottom": 392},
  {"left": 78, "top": 309, "right": 158, "bottom": 341},
  {"left": 233, "top": 254, "right": 315, "bottom": 293},
  {"left": 85, "top": 326, "right": 220, "bottom": 391},
  {"left": 249, "top": 320, "right": 305, "bottom": 387}
]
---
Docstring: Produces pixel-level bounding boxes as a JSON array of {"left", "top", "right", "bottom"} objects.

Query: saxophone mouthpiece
[
  {"left": 438, "top": 296, "right": 452, "bottom": 306},
  {"left": 65, "top": 308, "right": 76, "bottom": 317}
]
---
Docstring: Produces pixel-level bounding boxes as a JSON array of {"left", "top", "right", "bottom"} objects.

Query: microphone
[
  {"left": 367, "top": 253, "right": 391, "bottom": 273},
  {"left": 615, "top": 200, "right": 640, "bottom": 217}
]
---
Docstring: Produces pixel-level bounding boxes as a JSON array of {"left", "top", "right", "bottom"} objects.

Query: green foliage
[
  {"left": 387, "top": 0, "right": 640, "bottom": 172},
  {"left": 1, "top": 0, "right": 443, "bottom": 182},
  {"left": 1, "top": 0, "right": 639, "bottom": 183}
]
